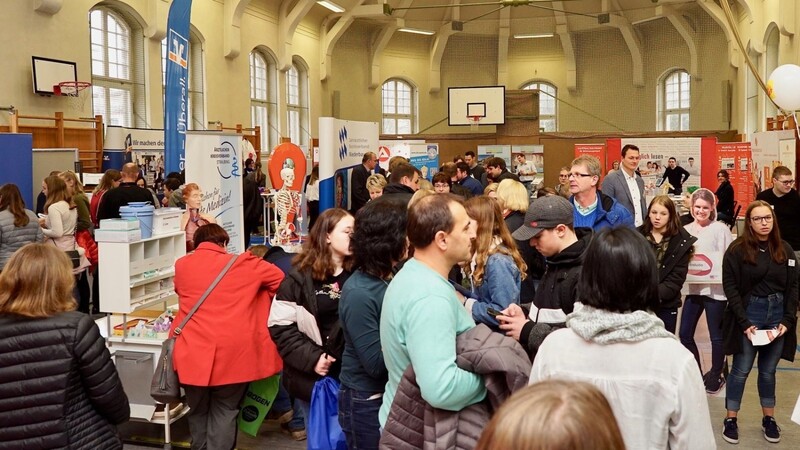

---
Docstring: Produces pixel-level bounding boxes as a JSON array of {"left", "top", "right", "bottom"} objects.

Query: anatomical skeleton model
[{"left": 275, "top": 168, "right": 301, "bottom": 245}]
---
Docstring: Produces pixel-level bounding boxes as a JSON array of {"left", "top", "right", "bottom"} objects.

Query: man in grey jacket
[{"left": 602, "top": 144, "right": 646, "bottom": 226}]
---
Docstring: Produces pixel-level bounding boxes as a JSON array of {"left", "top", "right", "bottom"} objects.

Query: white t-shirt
[{"left": 515, "top": 161, "right": 537, "bottom": 182}]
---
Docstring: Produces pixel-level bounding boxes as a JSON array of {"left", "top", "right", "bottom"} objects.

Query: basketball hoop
[
  {"left": 53, "top": 81, "right": 92, "bottom": 113},
  {"left": 468, "top": 115, "right": 482, "bottom": 131}
]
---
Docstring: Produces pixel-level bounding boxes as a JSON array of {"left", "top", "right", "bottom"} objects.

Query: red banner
[{"left": 716, "top": 142, "right": 753, "bottom": 217}]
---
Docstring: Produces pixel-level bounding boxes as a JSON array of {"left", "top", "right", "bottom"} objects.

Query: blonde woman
[
  {"left": 463, "top": 196, "right": 527, "bottom": 328},
  {"left": 0, "top": 244, "right": 130, "bottom": 448},
  {"left": 366, "top": 173, "right": 387, "bottom": 200},
  {"left": 476, "top": 380, "right": 624, "bottom": 450},
  {"left": 496, "top": 179, "right": 528, "bottom": 230}
]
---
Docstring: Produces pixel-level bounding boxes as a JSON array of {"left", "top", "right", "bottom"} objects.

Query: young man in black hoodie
[
  {"left": 381, "top": 163, "right": 420, "bottom": 206},
  {"left": 497, "top": 195, "right": 592, "bottom": 360}
]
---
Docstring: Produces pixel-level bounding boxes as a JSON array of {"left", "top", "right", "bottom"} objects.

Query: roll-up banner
[
  {"left": 185, "top": 132, "right": 244, "bottom": 254},
  {"left": 318, "top": 118, "right": 379, "bottom": 212}
]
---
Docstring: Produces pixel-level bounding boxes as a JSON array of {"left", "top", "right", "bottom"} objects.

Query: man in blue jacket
[{"left": 567, "top": 155, "right": 634, "bottom": 231}]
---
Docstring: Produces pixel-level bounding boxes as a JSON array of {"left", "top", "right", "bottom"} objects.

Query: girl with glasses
[{"left": 719, "top": 200, "right": 797, "bottom": 444}]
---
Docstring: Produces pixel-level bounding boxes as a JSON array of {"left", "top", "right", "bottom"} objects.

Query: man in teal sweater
[{"left": 379, "top": 194, "right": 486, "bottom": 427}]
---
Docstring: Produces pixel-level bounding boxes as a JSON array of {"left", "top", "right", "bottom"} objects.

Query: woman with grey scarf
[{"left": 530, "top": 227, "right": 715, "bottom": 449}]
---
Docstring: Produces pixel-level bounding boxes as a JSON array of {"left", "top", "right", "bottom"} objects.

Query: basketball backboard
[{"left": 448, "top": 86, "right": 505, "bottom": 126}]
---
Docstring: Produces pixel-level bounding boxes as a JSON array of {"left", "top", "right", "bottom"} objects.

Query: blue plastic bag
[{"left": 308, "top": 377, "right": 347, "bottom": 450}]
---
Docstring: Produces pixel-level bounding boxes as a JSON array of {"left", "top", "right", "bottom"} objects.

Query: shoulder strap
[{"left": 173, "top": 254, "right": 238, "bottom": 336}]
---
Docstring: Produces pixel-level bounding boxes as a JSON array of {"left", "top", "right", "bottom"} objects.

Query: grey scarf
[{"left": 566, "top": 305, "right": 676, "bottom": 345}]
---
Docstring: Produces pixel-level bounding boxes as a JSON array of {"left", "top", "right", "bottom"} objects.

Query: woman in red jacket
[{"left": 171, "top": 224, "right": 285, "bottom": 450}]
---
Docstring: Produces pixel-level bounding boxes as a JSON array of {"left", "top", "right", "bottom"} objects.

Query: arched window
[
  {"left": 249, "top": 50, "right": 278, "bottom": 152},
  {"left": 658, "top": 70, "right": 690, "bottom": 131},
  {"left": 286, "top": 59, "right": 310, "bottom": 146},
  {"left": 162, "top": 31, "right": 205, "bottom": 130},
  {"left": 381, "top": 79, "right": 416, "bottom": 134},
  {"left": 89, "top": 7, "right": 145, "bottom": 127},
  {"left": 521, "top": 81, "right": 557, "bottom": 132}
]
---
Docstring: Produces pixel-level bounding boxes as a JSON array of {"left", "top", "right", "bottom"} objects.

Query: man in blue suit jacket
[{"left": 602, "top": 144, "right": 647, "bottom": 227}]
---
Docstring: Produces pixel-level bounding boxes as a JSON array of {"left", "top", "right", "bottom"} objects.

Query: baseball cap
[{"left": 512, "top": 195, "right": 574, "bottom": 241}]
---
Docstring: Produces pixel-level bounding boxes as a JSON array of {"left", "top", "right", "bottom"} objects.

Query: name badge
[{"left": 790, "top": 259, "right": 796, "bottom": 267}]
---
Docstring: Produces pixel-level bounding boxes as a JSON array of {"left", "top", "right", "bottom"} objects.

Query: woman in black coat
[
  {"left": 637, "top": 196, "right": 696, "bottom": 333},
  {"left": 268, "top": 208, "right": 354, "bottom": 422},
  {"left": 715, "top": 169, "right": 735, "bottom": 225},
  {"left": 0, "top": 243, "right": 129, "bottom": 449},
  {"left": 720, "top": 201, "right": 797, "bottom": 445}
]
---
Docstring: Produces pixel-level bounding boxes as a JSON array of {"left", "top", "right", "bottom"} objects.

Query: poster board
[
  {"left": 512, "top": 145, "right": 544, "bottom": 187},
  {"left": 716, "top": 142, "right": 753, "bottom": 216},
  {"left": 0, "top": 133, "right": 34, "bottom": 209},
  {"left": 477, "top": 145, "right": 512, "bottom": 168},
  {"left": 185, "top": 132, "right": 244, "bottom": 254},
  {"left": 408, "top": 143, "right": 440, "bottom": 181},
  {"left": 33, "top": 148, "right": 79, "bottom": 205},
  {"left": 751, "top": 130, "right": 796, "bottom": 192}
]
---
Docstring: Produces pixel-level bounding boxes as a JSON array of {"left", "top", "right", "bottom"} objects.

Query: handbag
[
  {"left": 150, "top": 254, "right": 238, "bottom": 403},
  {"left": 64, "top": 249, "right": 81, "bottom": 269}
]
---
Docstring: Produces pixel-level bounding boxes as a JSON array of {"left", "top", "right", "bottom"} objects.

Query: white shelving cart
[{"left": 98, "top": 230, "right": 188, "bottom": 449}]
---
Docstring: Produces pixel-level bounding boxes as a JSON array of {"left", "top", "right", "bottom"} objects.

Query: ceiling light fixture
[
  {"left": 513, "top": 33, "right": 554, "bottom": 39},
  {"left": 317, "top": 0, "right": 345, "bottom": 13},
  {"left": 398, "top": 27, "right": 436, "bottom": 36}
]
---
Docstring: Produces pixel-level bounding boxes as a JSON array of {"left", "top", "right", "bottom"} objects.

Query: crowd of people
[{"left": 1, "top": 148, "right": 799, "bottom": 450}]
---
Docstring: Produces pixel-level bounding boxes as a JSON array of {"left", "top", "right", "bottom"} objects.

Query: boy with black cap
[{"left": 497, "top": 195, "right": 593, "bottom": 359}]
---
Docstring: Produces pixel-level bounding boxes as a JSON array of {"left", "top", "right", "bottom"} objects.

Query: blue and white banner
[
  {"left": 318, "top": 118, "right": 379, "bottom": 211},
  {"left": 408, "top": 143, "right": 439, "bottom": 181},
  {"left": 185, "top": 132, "right": 244, "bottom": 254},
  {"left": 164, "top": 0, "right": 193, "bottom": 175}
]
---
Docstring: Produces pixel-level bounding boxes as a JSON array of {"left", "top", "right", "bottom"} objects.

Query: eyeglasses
[
  {"left": 750, "top": 215, "right": 773, "bottom": 224},
  {"left": 775, "top": 179, "right": 795, "bottom": 186},
  {"left": 568, "top": 173, "right": 594, "bottom": 179}
]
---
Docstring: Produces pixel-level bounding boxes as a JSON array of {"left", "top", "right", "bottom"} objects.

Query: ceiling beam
[
  {"left": 278, "top": 0, "right": 316, "bottom": 70},
  {"left": 321, "top": 2, "right": 394, "bottom": 80},
  {"left": 223, "top": 0, "right": 251, "bottom": 59},
  {"left": 145, "top": 0, "right": 170, "bottom": 41},
  {"left": 657, "top": 5, "right": 699, "bottom": 79},
  {"left": 369, "top": 0, "right": 414, "bottom": 89},
  {"left": 429, "top": 1, "right": 463, "bottom": 93},
  {"left": 552, "top": 2, "right": 576, "bottom": 92},
  {"left": 696, "top": 0, "right": 740, "bottom": 68},
  {"left": 497, "top": 7, "right": 511, "bottom": 87}
]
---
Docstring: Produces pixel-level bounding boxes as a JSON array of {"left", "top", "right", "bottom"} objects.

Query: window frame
[
  {"left": 657, "top": 69, "right": 691, "bottom": 132},
  {"left": 521, "top": 81, "right": 558, "bottom": 132},
  {"left": 89, "top": 6, "right": 145, "bottom": 127},
  {"left": 286, "top": 59, "right": 310, "bottom": 146},
  {"left": 381, "top": 78, "right": 417, "bottom": 135}
]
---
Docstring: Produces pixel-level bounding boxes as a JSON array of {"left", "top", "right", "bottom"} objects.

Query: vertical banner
[
  {"left": 164, "top": 0, "right": 193, "bottom": 175},
  {"left": 185, "top": 132, "right": 244, "bottom": 254},
  {"left": 0, "top": 133, "right": 34, "bottom": 209},
  {"left": 318, "top": 118, "right": 379, "bottom": 212},
  {"left": 717, "top": 142, "right": 753, "bottom": 216},
  {"left": 574, "top": 143, "right": 607, "bottom": 178}
]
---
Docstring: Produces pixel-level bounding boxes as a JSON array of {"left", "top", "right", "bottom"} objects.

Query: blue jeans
[
  {"left": 679, "top": 295, "right": 725, "bottom": 376},
  {"left": 657, "top": 307, "right": 678, "bottom": 334},
  {"left": 272, "top": 378, "right": 305, "bottom": 430},
  {"left": 725, "top": 294, "right": 785, "bottom": 411},
  {"left": 338, "top": 387, "right": 382, "bottom": 450}
]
